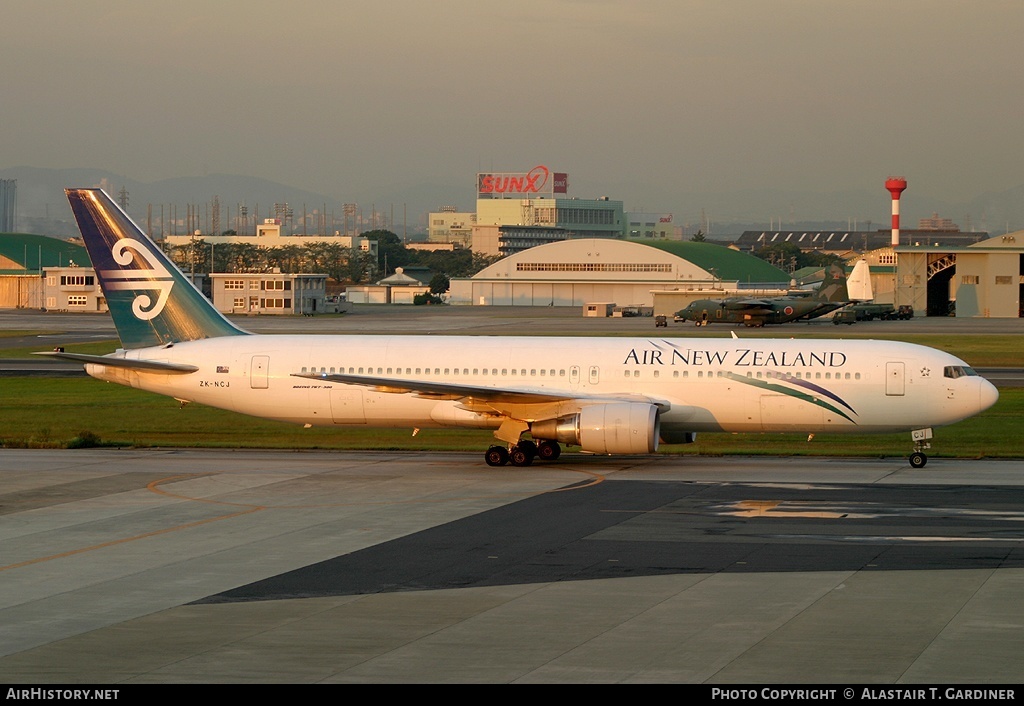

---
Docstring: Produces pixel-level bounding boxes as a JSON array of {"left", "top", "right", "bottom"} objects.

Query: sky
[{"left": 4, "top": 1, "right": 1022, "bottom": 223}]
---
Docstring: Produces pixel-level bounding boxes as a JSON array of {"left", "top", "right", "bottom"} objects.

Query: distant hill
[{"left": 2, "top": 166, "right": 1021, "bottom": 240}]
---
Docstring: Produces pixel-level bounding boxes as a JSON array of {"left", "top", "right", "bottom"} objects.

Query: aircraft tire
[
  {"left": 537, "top": 440, "right": 561, "bottom": 461},
  {"left": 517, "top": 439, "right": 537, "bottom": 458},
  {"left": 509, "top": 446, "right": 534, "bottom": 467},
  {"left": 485, "top": 446, "right": 510, "bottom": 467},
  {"left": 909, "top": 452, "right": 928, "bottom": 469}
]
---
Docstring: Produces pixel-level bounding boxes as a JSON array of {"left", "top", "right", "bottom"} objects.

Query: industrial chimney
[{"left": 885, "top": 177, "right": 907, "bottom": 247}]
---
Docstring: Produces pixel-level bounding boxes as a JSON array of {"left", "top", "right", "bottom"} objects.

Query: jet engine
[{"left": 530, "top": 403, "right": 660, "bottom": 455}]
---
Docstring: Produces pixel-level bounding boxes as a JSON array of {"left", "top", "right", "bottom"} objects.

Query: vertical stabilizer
[
  {"left": 815, "top": 262, "right": 850, "bottom": 303},
  {"left": 846, "top": 259, "right": 874, "bottom": 302},
  {"left": 65, "top": 188, "right": 248, "bottom": 349}
]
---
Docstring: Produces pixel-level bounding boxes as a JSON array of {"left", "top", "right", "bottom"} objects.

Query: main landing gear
[
  {"left": 909, "top": 428, "right": 932, "bottom": 468},
  {"left": 484, "top": 439, "right": 562, "bottom": 467}
]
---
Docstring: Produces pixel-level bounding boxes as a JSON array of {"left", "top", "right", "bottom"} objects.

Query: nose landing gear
[{"left": 909, "top": 428, "right": 932, "bottom": 468}]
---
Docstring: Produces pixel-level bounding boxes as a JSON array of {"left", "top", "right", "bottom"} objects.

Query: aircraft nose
[{"left": 978, "top": 377, "right": 999, "bottom": 413}]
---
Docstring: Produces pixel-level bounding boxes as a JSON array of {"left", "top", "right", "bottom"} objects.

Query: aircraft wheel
[
  {"left": 509, "top": 445, "right": 534, "bottom": 467},
  {"left": 485, "top": 446, "right": 509, "bottom": 467},
  {"left": 517, "top": 439, "right": 537, "bottom": 457},
  {"left": 537, "top": 440, "right": 561, "bottom": 461},
  {"left": 909, "top": 452, "right": 928, "bottom": 469}
]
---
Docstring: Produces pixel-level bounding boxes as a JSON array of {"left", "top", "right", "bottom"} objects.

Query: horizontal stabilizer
[{"left": 34, "top": 350, "right": 199, "bottom": 374}]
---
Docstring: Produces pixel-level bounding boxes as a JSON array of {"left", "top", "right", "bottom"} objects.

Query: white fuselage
[{"left": 85, "top": 334, "right": 998, "bottom": 438}]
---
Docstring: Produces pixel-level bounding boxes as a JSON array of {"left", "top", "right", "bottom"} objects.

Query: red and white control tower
[{"left": 885, "top": 177, "right": 907, "bottom": 247}]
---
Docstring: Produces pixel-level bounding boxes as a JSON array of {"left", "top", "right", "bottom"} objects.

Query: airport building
[
  {"left": 427, "top": 207, "right": 475, "bottom": 248},
  {"left": 209, "top": 272, "right": 327, "bottom": 316},
  {"left": 162, "top": 219, "right": 378, "bottom": 257},
  {"left": 448, "top": 238, "right": 790, "bottom": 308},
  {"left": 429, "top": 166, "right": 626, "bottom": 258},
  {"left": 625, "top": 213, "right": 681, "bottom": 240},
  {"left": 0, "top": 234, "right": 89, "bottom": 309},
  {"left": 894, "top": 234, "right": 1023, "bottom": 317},
  {"left": 734, "top": 228, "right": 989, "bottom": 256},
  {"left": 346, "top": 266, "right": 434, "bottom": 304},
  {"left": 42, "top": 266, "right": 107, "bottom": 313}
]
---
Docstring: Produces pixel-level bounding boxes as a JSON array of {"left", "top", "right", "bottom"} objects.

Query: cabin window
[
  {"left": 625, "top": 371, "right": 631, "bottom": 378},
  {"left": 855, "top": 373, "right": 861, "bottom": 380},
  {"left": 654, "top": 370, "right": 660, "bottom": 378},
  {"left": 331, "top": 367, "right": 336, "bottom": 374},
  {"left": 501, "top": 369, "right": 507, "bottom": 376},
  {"left": 540, "top": 370, "right": 546, "bottom": 377},
  {"left": 482, "top": 369, "right": 488, "bottom": 376},
  {"left": 301, "top": 367, "right": 307, "bottom": 373},
  {"left": 511, "top": 369, "right": 517, "bottom": 376},
  {"left": 415, "top": 368, "right": 421, "bottom": 374},
  {"left": 698, "top": 371, "right": 704, "bottom": 378},
  {"left": 530, "top": 369, "right": 536, "bottom": 376}
]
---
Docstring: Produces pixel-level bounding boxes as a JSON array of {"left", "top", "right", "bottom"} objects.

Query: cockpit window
[{"left": 944, "top": 365, "right": 978, "bottom": 379}]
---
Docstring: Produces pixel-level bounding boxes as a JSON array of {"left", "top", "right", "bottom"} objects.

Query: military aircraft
[{"left": 674, "top": 262, "right": 851, "bottom": 327}]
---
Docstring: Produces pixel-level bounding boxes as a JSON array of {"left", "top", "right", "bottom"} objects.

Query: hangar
[
  {"left": 894, "top": 233, "right": 1023, "bottom": 317},
  {"left": 0, "top": 233, "right": 88, "bottom": 309},
  {"left": 447, "top": 238, "right": 790, "bottom": 307}
]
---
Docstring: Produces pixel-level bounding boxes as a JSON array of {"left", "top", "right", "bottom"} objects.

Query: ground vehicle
[
  {"left": 834, "top": 303, "right": 914, "bottom": 324},
  {"left": 655, "top": 315, "right": 667, "bottom": 327}
]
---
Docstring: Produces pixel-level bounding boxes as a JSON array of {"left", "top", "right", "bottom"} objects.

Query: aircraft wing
[
  {"left": 34, "top": 350, "right": 199, "bottom": 373},
  {"left": 292, "top": 372, "right": 671, "bottom": 411},
  {"left": 724, "top": 299, "right": 774, "bottom": 310}
]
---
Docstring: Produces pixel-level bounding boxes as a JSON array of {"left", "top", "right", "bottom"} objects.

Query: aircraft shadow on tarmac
[{"left": 198, "top": 480, "right": 1024, "bottom": 604}]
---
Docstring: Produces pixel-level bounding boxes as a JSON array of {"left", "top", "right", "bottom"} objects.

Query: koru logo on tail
[{"left": 101, "top": 238, "right": 174, "bottom": 320}]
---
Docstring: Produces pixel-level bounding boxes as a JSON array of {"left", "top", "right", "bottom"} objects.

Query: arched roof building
[{"left": 449, "top": 238, "right": 789, "bottom": 307}]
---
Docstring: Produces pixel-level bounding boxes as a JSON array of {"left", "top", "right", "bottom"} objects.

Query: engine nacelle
[{"left": 530, "top": 403, "right": 660, "bottom": 455}]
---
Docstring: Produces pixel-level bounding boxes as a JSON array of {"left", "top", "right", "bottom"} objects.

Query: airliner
[{"left": 44, "top": 188, "right": 998, "bottom": 469}]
